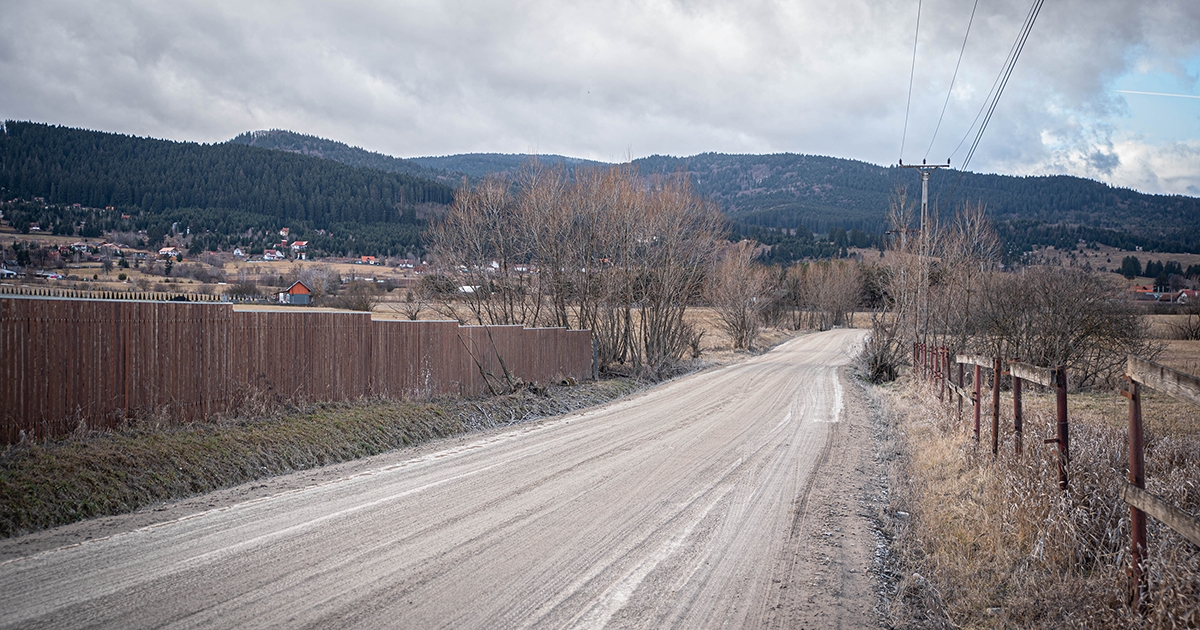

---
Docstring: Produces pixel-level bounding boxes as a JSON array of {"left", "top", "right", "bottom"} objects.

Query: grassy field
[{"left": 876, "top": 376, "right": 1200, "bottom": 628}]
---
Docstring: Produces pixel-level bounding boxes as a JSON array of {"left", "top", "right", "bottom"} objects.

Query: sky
[{"left": 2, "top": 0, "right": 1199, "bottom": 196}]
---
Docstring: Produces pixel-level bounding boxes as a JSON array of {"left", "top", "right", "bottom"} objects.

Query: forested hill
[
  {"left": 226, "top": 130, "right": 1200, "bottom": 254},
  {"left": 408, "top": 153, "right": 610, "bottom": 180},
  {"left": 0, "top": 121, "right": 455, "bottom": 256},
  {"left": 632, "top": 153, "right": 1200, "bottom": 253},
  {"left": 228, "top": 129, "right": 460, "bottom": 186}
]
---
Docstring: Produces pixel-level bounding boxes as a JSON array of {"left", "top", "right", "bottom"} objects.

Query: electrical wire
[
  {"left": 924, "top": 0, "right": 979, "bottom": 161},
  {"left": 961, "top": 0, "right": 1045, "bottom": 171},
  {"left": 899, "top": 0, "right": 923, "bottom": 162},
  {"left": 947, "top": 0, "right": 1046, "bottom": 200}
]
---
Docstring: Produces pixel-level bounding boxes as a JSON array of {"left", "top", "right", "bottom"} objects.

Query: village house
[
  {"left": 278, "top": 280, "right": 311, "bottom": 305},
  {"left": 290, "top": 241, "right": 308, "bottom": 260},
  {"left": 263, "top": 249, "right": 285, "bottom": 261},
  {"left": 158, "top": 246, "right": 180, "bottom": 259}
]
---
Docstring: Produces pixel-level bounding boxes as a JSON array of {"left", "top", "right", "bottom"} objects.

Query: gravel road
[{"left": 0, "top": 328, "right": 873, "bottom": 629}]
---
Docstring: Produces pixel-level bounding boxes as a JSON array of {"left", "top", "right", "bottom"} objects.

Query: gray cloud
[{"left": 1, "top": 0, "right": 1198, "bottom": 194}]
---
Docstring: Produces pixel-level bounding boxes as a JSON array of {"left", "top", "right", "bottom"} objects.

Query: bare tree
[
  {"left": 428, "top": 163, "right": 722, "bottom": 377},
  {"left": 709, "top": 240, "right": 768, "bottom": 350},
  {"left": 399, "top": 286, "right": 429, "bottom": 320}
]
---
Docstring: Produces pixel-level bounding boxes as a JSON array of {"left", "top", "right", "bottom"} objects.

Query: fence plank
[
  {"left": 2, "top": 297, "right": 594, "bottom": 444},
  {"left": 1120, "top": 482, "right": 1200, "bottom": 548},
  {"left": 1127, "top": 355, "right": 1200, "bottom": 409},
  {"left": 956, "top": 354, "right": 993, "bottom": 368},
  {"left": 1010, "top": 361, "right": 1057, "bottom": 388}
]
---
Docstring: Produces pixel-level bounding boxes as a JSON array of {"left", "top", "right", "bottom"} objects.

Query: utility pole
[{"left": 899, "top": 159, "right": 950, "bottom": 344}]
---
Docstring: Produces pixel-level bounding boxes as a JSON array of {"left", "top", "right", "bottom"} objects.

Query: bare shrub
[
  {"left": 855, "top": 311, "right": 906, "bottom": 383},
  {"left": 330, "top": 281, "right": 381, "bottom": 312},
  {"left": 974, "top": 266, "right": 1159, "bottom": 388},
  {"left": 1169, "top": 300, "right": 1200, "bottom": 340},
  {"left": 709, "top": 240, "right": 768, "bottom": 350},
  {"left": 226, "top": 282, "right": 260, "bottom": 298},
  {"left": 400, "top": 286, "right": 429, "bottom": 320}
]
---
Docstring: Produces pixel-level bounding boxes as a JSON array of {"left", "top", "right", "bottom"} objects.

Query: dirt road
[{"left": 0, "top": 328, "right": 876, "bottom": 629}]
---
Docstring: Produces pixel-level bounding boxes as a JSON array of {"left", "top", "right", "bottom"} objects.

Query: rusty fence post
[
  {"left": 973, "top": 364, "right": 982, "bottom": 443},
  {"left": 1054, "top": 365, "right": 1069, "bottom": 491},
  {"left": 1012, "top": 369, "right": 1023, "bottom": 457},
  {"left": 1126, "top": 379, "right": 1147, "bottom": 609},
  {"left": 992, "top": 357, "right": 1001, "bottom": 455},
  {"left": 957, "top": 361, "right": 965, "bottom": 422},
  {"left": 922, "top": 343, "right": 929, "bottom": 381},
  {"left": 936, "top": 345, "right": 945, "bottom": 400}
]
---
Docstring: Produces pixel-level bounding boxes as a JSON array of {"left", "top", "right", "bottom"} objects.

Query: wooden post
[
  {"left": 992, "top": 356, "right": 1001, "bottom": 455},
  {"left": 1055, "top": 365, "right": 1069, "bottom": 491},
  {"left": 973, "top": 364, "right": 982, "bottom": 443},
  {"left": 1127, "top": 379, "right": 1147, "bottom": 610},
  {"left": 1012, "top": 372, "right": 1023, "bottom": 456}
]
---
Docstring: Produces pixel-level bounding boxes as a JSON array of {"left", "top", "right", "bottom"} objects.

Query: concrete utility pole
[{"left": 899, "top": 159, "right": 950, "bottom": 343}]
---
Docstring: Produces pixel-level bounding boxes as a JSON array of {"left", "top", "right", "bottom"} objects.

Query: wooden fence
[
  {"left": 912, "top": 342, "right": 1200, "bottom": 608},
  {"left": 1122, "top": 356, "right": 1200, "bottom": 609},
  {"left": 0, "top": 283, "right": 224, "bottom": 302},
  {"left": 0, "top": 297, "right": 593, "bottom": 444}
]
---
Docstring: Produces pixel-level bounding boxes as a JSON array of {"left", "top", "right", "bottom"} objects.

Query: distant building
[
  {"left": 278, "top": 280, "right": 311, "bottom": 305},
  {"left": 158, "top": 247, "right": 180, "bottom": 259},
  {"left": 360, "top": 255, "right": 376, "bottom": 265},
  {"left": 263, "top": 249, "right": 284, "bottom": 261},
  {"left": 291, "top": 241, "right": 308, "bottom": 260}
]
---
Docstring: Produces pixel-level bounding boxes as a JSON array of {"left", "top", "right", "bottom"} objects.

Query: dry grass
[{"left": 877, "top": 377, "right": 1200, "bottom": 628}]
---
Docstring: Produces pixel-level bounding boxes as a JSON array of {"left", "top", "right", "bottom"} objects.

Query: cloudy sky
[{"left": 2, "top": 0, "right": 1199, "bottom": 195}]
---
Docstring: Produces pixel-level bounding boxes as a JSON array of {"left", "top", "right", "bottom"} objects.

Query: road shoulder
[{"left": 766, "top": 367, "right": 887, "bottom": 629}]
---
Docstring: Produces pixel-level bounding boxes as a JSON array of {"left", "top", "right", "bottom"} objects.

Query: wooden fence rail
[
  {"left": 1122, "top": 355, "right": 1200, "bottom": 609},
  {"left": 0, "top": 297, "right": 594, "bottom": 445}
]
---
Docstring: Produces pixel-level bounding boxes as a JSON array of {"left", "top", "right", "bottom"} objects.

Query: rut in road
[{"left": 0, "top": 328, "right": 868, "bottom": 629}]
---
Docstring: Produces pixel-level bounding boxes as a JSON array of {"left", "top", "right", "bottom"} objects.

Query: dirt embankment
[{"left": 0, "top": 379, "right": 641, "bottom": 540}]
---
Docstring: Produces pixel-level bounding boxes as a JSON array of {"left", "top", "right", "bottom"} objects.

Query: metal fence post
[
  {"left": 939, "top": 347, "right": 947, "bottom": 401},
  {"left": 991, "top": 357, "right": 1001, "bottom": 455},
  {"left": 973, "top": 364, "right": 982, "bottom": 442},
  {"left": 957, "top": 361, "right": 965, "bottom": 421},
  {"left": 1126, "top": 379, "right": 1147, "bottom": 609},
  {"left": 1055, "top": 365, "right": 1070, "bottom": 491}
]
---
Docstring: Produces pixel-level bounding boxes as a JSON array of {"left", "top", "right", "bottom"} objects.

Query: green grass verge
[{"left": 0, "top": 378, "right": 640, "bottom": 538}]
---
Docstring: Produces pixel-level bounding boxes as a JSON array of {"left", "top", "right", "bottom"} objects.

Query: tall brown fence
[{"left": 0, "top": 297, "right": 594, "bottom": 444}]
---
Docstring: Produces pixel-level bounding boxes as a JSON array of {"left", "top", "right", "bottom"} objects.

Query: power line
[
  {"left": 948, "top": 0, "right": 1040, "bottom": 164},
  {"left": 925, "top": 0, "right": 979, "bottom": 161},
  {"left": 899, "top": 0, "right": 923, "bottom": 162},
  {"left": 961, "top": 0, "right": 1044, "bottom": 172},
  {"left": 946, "top": 0, "right": 1046, "bottom": 200}
]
